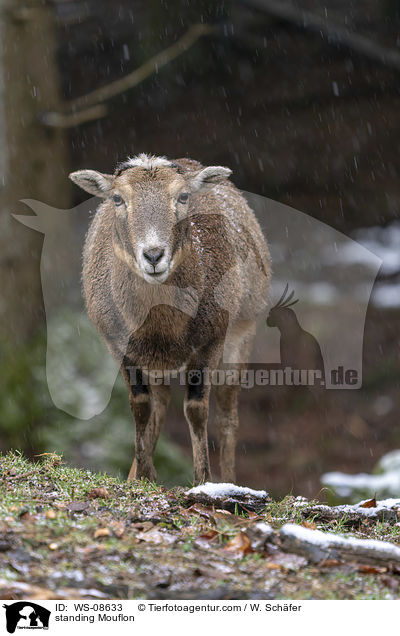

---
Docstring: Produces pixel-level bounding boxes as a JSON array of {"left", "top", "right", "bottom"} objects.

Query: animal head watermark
[
  {"left": 2, "top": 602, "right": 50, "bottom": 634},
  {"left": 13, "top": 185, "right": 382, "bottom": 418}
]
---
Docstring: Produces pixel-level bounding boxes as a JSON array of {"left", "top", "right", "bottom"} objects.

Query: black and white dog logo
[{"left": 3, "top": 602, "right": 50, "bottom": 633}]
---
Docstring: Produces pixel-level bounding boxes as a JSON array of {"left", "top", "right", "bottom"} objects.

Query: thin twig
[{"left": 42, "top": 23, "right": 215, "bottom": 128}]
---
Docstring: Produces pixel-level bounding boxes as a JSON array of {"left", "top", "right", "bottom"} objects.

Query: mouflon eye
[
  {"left": 178, "top": 193, "right": 189, "bottom": 204},
  {"left": 113, "top": 194, "right": 124, "bottom": 206}
]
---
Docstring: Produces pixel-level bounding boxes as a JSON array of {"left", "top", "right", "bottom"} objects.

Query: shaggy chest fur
[{"left": 114, "top": 271, "right": 231, "bottom": 371}]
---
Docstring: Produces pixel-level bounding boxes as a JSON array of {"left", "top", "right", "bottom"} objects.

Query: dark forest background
[{"left": 1, "top": 0, "right": 400, "bottom": 499}]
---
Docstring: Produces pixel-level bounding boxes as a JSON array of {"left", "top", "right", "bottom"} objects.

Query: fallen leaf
[
  {"left": 88, "top": 488, "right": 110, "bottom": 499},
  {"left": 214, "top": 509, "right": 235, "bottom": 519},
  {"left": 199, "top": 530, "right": 219, "bottom": 541},
  {"left": 360, "top": 498, "right": 377, "bottom": 509},
  {"left": 194, "top": 529, "right": 219, "bottom": 548},
  {"left": 236, "top": 503, "right": 262, "bottom": 516},
  {"left": 45, "top": 510, "right": 57, "bottom": 520},
  {"left": 266, "top": 563, "right": 281, "bottom": 570},
  {"left": 302, "top": 521, "right": 317, "bottom": 530},
  {"left": 181, "top": 504, "right": 216, "bottom": 521},
  {"left": 321, "top": 559, "right": 343, "bottom": 567},
  {"left": 357, "top": 564, "right": 387, "bottom": 574},
  {"left": 224, "top": 532, "right": 253, "bottom": 555},
  {"left": 94, "top": 527, "right": 110, "bottom": 539}
]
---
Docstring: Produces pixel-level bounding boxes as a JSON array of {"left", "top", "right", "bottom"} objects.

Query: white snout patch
[{"left": 138, "top": 233, "right": 170, "bottom": 284}]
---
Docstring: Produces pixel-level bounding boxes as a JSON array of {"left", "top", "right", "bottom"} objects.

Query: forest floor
[{"left": 0, "top": 452, "right": 400, "bottom": 601}]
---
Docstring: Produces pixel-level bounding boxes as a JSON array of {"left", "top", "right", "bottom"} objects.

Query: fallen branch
[
  {"left": 185, "top": 482, "right": 270, "bottom": 513},
  {"left": 280, "top": 523, "right": 400, "bottom": 567},
  {"left": 302, "top": 499, "right": 400, "bottom": 526}
]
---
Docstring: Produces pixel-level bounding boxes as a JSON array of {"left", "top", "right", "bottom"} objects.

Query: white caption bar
[{"left": 0, "top": 599, "right": 396, "bottom": 635}]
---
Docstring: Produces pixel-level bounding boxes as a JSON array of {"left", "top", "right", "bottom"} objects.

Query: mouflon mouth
[{"left": 141, "top": 268, "right": 169, "bottom": 284}]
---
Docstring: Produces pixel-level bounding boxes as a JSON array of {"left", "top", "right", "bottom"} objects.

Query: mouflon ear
[
  {"left": 187, "top": 166, "right": 232, "bottom": 193},
  {"left": 69, "top": 170, "right": 113, "bottom": 198}
]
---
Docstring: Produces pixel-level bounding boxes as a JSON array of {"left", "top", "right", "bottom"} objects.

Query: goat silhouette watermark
[
  {"left": 266, "top": 284, "right": 359, "bottom": 387},
  {"left": 266, "top": 283, "right": 325, "bottom": 380}
]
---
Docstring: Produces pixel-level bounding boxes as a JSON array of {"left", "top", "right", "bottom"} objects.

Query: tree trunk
[{"left": 0, "top": 0, "right": 70, "bottom": 345}]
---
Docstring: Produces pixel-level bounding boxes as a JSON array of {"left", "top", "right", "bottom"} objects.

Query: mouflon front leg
[{"left": 122, "top": 365, "right": 169, "bottom": 482}]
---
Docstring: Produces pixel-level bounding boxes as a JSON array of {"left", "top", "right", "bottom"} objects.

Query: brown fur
[{"left": 69, "top": 155, "right": 271, "bottom": 485}]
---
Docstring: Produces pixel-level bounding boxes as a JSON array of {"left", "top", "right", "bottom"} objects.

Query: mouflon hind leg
[
  {"left": 215, "top": 382, "right": 240, "bottom": 483},
  {"left": 184, "top": 344, "right": 223, "bottom": 485}
]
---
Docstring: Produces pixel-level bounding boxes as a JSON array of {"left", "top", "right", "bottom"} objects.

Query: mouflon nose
[{"left": 143, "top": 247, "right": 165, "bottom": 266}]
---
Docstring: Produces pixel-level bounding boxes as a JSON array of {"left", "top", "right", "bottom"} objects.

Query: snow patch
[
  {"left": 321, "top": 450, "right": 400, "bottom": 500},
  {"left": 186, "top": 482, "right": 268, "bottom": 499},
  {"left": 322, "top": 469, "right": 400, "bottom": 498},
  {"left": 254, "top": 522, "right": 274, "bottom": 535},
  {"left": 378, "top": 450, "right": 400, "bottom": 473}
]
